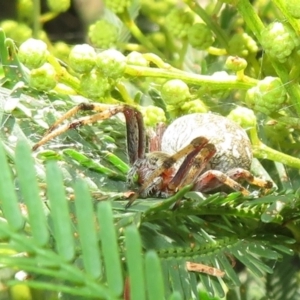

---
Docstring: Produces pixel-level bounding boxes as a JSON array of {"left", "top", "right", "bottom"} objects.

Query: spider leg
[
  {"left": 167, "top": 143, "right": 216, "bottom": 192},
  {"left": 32, "top": 103, "right": 145, "bottom": 164},
  {"left": 126, "top": 136, "right": 209, "bottom": 208},
  {"left": 226, "top": 168, "right": 273, "bottom": 190},
  {"left": 194, "top": 170, "right": 250, "bottom": 195},
  {"left": 46, "top": 103, "right": 97, "bottom": 134},
  {"left": 178, "top": 144, "right": 217, "bottom": 188},
  {"left": 193, "top": 167, "right": 273, "bottom": 196}
]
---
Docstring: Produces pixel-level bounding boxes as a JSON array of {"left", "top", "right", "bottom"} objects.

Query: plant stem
[
  {"left": 47, "top": 55, "right": 80, "bottom": 91},
  {"left": 115, "top": 82, "right": 135, "bottom": 105},
  {"left": 250, "top": 127, "right": 300, "bottom": 169},
  {"left": 40, "top": 12, "right": 60, "bottom": 24},
  {"left": 32, "top": 0, "right": 41, "bottom": 38},
  {"left": 142, "top": 53, "right": 185, "bottom": 73},
  {"left": 177, "top": 39, "right": 189, "bottom": 68},
  {"left": 253, "top": 144, "right": 300, "bottom": 169},
  {"left": 125, "top": 65, "right": 258, "bottom": 90}
]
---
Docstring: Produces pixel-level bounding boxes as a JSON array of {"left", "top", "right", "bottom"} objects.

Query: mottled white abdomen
[{"left": 161, "top": 113, "right": 252, "bottom": 172}]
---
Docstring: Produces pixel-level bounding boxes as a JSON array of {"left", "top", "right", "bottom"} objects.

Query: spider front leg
[
  {"left": 194, "top": 168, "right": 273, "bottom": 195},
  {"left": 167, "top": 143, "right": 217, "bottom": 192},
  {"left": 32, "top": 103, "right": 145, "bottom": 165}
]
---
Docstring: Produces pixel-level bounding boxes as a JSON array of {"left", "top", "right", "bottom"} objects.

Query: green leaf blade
[
  {"left": 97, "top": 201, "right": 123, "bottom": 297},
  {"left": 74, "top": 179, "right": 102, "bottom": 279},
  {"left": 231, "top": 248, "right": 266, "bottom": 278},
  {"left": 145, "top": 250, "right": 165, "bottom": 300},
  {"left": 63, "top": 149, "right": 126, "bottom": 181},
  {"left": 46, "top": 161, "right": 75, "bottom": 261},
  {"left": 215, "top": 254, "right": 240, "bottom": 287},
  {"left": 0, "top": 142, "right": 24, "bottom": 231},
  {"left": 103, "top": 151, "right": 130, "bottom": 174},
  {"left": 15, "top": 140, "right": 49, "bottom": 246},
  {"left": 125, "top": 225, "right": 146, "bottom": 300}
]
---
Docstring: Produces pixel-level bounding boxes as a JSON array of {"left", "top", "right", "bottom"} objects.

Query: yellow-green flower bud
[
  {"left": 227, "top": 106, "right": 257, "bottom": 130},
  {"left": 188, "top": 23, "right": 214, "bottom": 50},
  {"left": 245, "top": 77, "right": 287, "bottom": 115},
  {"left": 18, "top": 38, "right": 48, "bottom": 69},
  {"left": 181, "top": 99, "right": 208, "bottom": 114},
  {"left": 225, "top": 56, "right": 248, "bottom": 72},
  {"left": 161, "top": 79, "right": 190, "bottom": 105},
  {"left": 96, "top": 49, "right": 126, "bottom": 79},
  {"left": 47, "top": 0, "right": 70, "bottom": 13},
  {"left": 126, "top": 51, "right": 149, "bottom": 67},
  {"left": 68, "top": 44, "right": 96, "bottom": 74},
  {"left": 141, "top": 105, "right": 166, "bottom": 127},
  {"left": 286, "top": 0, "right": 300, "bottom": 19},
  {"left": 29, "top": 63, "right": 56, "bottom": 91},
  {"left": 80, "top": 70, "right": 111, "bottom": 99},
  {"left": 1, "top": 20, "right": 32, "bottom": 43},
  {"left": 88, "top": 20, "right": 118, "bottom": 49}
]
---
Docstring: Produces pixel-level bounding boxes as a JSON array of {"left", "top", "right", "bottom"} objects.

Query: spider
[{"left": 32, "top": 103, "right": 272, "bottom": 207}]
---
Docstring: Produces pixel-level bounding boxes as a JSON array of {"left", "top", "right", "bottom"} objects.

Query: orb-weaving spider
[{"left": 32, "top": 103, "right": 272, "bottom": 207}]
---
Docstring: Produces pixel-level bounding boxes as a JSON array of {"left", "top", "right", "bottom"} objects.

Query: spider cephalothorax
[{"left": 32, "top": 103, "right": 272, "bottom": 207}]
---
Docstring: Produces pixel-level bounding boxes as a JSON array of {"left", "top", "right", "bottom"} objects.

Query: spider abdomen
[{"left": 161, "top": 113, "right": 253, "bottom": 172}]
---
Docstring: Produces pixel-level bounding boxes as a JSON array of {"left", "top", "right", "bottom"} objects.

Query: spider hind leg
[{"left": 194, "top": 168, "right": 273, "bottom": 196}]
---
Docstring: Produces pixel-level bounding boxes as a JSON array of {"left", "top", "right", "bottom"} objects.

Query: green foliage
[
  {"left": 0, "top": 85, "right": 299, "bottom": 299},
  {"left": 0, "top": 83, "right": 299, "bottom": 299},
  {"left": 0, "top": 126, "right": 299, "bottom": 299},
  {"left": 1, "top": 0, "right": 300, "bottom": 299}
]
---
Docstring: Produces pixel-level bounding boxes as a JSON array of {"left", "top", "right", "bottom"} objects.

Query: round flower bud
[
  {"left": 47, "top": 0, "right": 70, "bottom": 13},
  {"left": 68, "top": 44, "right": 96, "bottom": 73},
  {"left": 1, "top": 20, "right": 32, "bottom": 43},
  {"left": 18, "top": 38, "right": 48, "bottom": 69},
  {"left": 141, "top": 0, "right": 176, "bottom": 18},
  {"left": 286, "top": 0, "right": 300, "bottom": 19},
  {"left": 245, "top": 77, "right": 287, "bottom": 115},
  {"left": 161, "top": 79, "right": 190, "bottom": 105},
  {"left": 188, "top": 23, "right": 214, "bottom": 50},
  {"left": 126, "top": 51, "right": 149, "bottom": 67},
  {"left": 104, "top": 0, "right": 133, "bottom": 14},
  {"left": 80, "top": 70, "right": 111, "bottom": 99},
  {"left": 17, "top": 0, "right": 34, "bottom": 22},
  {"left": 225, "top": 56, "right": 248, "bottom": 72},
  {"left": 227, "top": 106, "right": 257, "bottom": 130},
  {"left": 88, "top": 20, "right": 118, "bottom": 49},
  {"left": 96, "top": 49, "right": 126, "bottom": 79},
  {"left": 29, "top": 63, "right": 56, "bottom": 91},
  {"left": 147, "top": 32, "right": 166, "bottom": 49},
  {"left": 228, "top": 32, "right": 258, "bottom": 57},
  {"left": 181, "top": 99, "right": 208, "bottom": 114},
  {"left": 261, "top": 22, "right": 299, "bottom": 63},
  {"left": 166, "top": 104, "right": 181, "bottom": 119},
  {"left": 140, "top": 105, "right": 166, "bottom": 127},
  {"left": 165, "top": 8, "right": 194, "bottom": 39}
]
